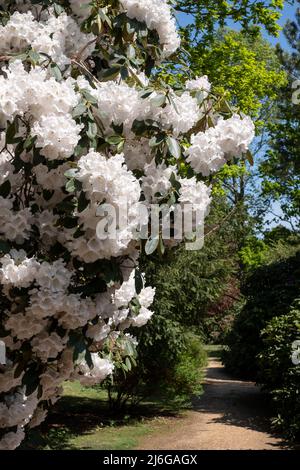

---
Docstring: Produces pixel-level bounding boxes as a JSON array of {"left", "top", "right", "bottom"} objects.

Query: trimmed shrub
[
  {"left": 258, "top": 301, "right": 300, "bottom": 441},
  {"left": 103, "top": 328, "right": 207, "bottom": 409},
  {"left": 223, "top": 248, "right": 300, "bottom": 378}
]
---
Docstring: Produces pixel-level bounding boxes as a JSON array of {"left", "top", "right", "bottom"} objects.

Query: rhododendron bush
[{"left": 0, "top": 0, "right": 255, "bottom": 450}]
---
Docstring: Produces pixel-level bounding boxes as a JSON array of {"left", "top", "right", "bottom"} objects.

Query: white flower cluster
[
  {"left": 0, "top": 61, "right": 81, "bottom": 160},
  {"left": 66, "top": 151, "right": 142, "bottom": 262},
  {"left": 78, "top": 76, "right": 201, "bottom": 140},
  {"left": 142, "top": 160, "right": 176, "bottom": 202},
  {"left": 120, "top": 0, "right": 180, "bottom": 57},
  {"left": 178, "top": 177, "right": 212, "bottom": 215},
  {"left": 186, "top": 115, "right": 255, "bottom": 176},
  {"left": 0, "top": 11, "right": 95, "bottom": 67},
  {"left": 112, "top": 271, "right": 155, "bottom": 327},
  {"left": 186, "top": 75, "right": 212, "bottom": 97},
  {"left": 0, "top": 0, "right": 255, "bottom": 450},
  {"left": 75, "top": 354, "right": 115, "bottom": 386},
  {"left": 69, "top": 0, "right": 93, "bottom": 20},
  {"left": 160, "top": 92, "right": 200, "bottom": 136},
  {"left": 0, "top": 197, "right": 32, "bottom": 244}
]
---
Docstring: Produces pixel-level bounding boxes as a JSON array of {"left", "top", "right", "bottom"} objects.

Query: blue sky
[
  {"left": 177, "top": 2, "right": 298, "bottom": 230},
  {"left": 177, "top": 1, "right": 298, "bottom": 51}
]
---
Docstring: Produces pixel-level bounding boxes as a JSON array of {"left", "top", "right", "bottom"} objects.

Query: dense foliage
[
  {"left": 258, "top": 300, "right": 300, "bottom": 440},
  {"left": 175, "top": 0, "right": 284, "bottom": 44},
  {"left": 260, "top": 3, "right": 300, "bottom": 227},
  {"left": 104, "top": 328, "right": 207, "bottom": 409},
  {"left": 0, "top": 0, "right": 257, "bottom": 450},
  {"left": 223, "top": 242, "right": 300, "bottom": 378}
]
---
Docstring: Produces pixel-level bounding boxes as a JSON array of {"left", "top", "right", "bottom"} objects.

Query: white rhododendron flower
[
  {"left": 215, "top": 114, "right": 255, "bottom": 157},
  {"left": 0, "top": 427, "right": 25, "bottom": 451},
  {"left": 186, "top": 115, "right": 255, "bottom": 176},
  {"left": 0, "top": 250, "right": 39, "bottom": 287},
  {"left": 120, "top": 0, "right": 180, "bottom": 57},
  {"left": 0, "top": 0, "right": 255, "bottom": 449},
  {"left": 142, "top": 160, "right": 177, "bottom": 202},
  {"left": 186, "top": 75, "right": 212, "bottom": 97},
  {"left": 160, "top": 92, "right": 200, "bottom": 136},
  {"left": 76, "top": 354, "right": 115, "bottom": 386},
  {"left": 32, "top": 114, "right": 82, "bottom": 160}
]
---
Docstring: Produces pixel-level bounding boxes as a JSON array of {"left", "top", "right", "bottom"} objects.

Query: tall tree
[
  {"left": 175, "top": 0, "right": 284, "bottom": 44},
  {"left": 260, "top": 5, "right": 300, "bottom": 229}
]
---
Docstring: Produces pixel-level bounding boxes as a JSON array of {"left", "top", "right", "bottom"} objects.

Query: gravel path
[{"left": 137, "top": 358, "right": 289, "bottom": 450}]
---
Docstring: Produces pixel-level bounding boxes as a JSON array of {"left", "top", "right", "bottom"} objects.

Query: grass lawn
[
  {"left": 20, "top": 344, "right": 211, "bottom": 451},
  {"left": 20, "top": 381, "right": 188, "bottom": 450}
]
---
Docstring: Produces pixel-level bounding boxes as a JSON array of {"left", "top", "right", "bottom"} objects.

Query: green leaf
[
  {"left": 78, "top": 191, "right": 89, "bottom": 212},
  {"left": 0, "top": 180, "right": 11, "bottom": 198},
  {"left": 28, "top": 49, "right": 40, "bottom": 65},
  {"left": 82, "top": 89, "right": 98, "bottom": 105},
  {"left": 149, "top": 134, "right": 165, "bottom": 147},
  {"left": 106, "top": 135, "right": 124, "bottom": 145},
  {"left": 167, "top": 136, "right": 181, "bottom": 159},
  {"left": 53, "top": 3, "right": 64, "bottom": 15},
  {"left": 50, "top": 63, "right": 62, "bottom": 81},
  {"left": 134, "top": 269, "right": 143, "bottom": 295},
  {"left": 23, "top": 135, "right": 37, "bottom": 151},
  {"left": 87, "top": 121, "right": 98, "bottom": 139},
  {"left": 98, "top": 8, "right": 112, "bottom": 28},
  {"left": 101, "top": 261, "right": 123, "bottom": 286},
  {"left": 73, "top": 337, "right": 87, "bottom": 363},
  {"left": 5, "top": 120, "right": 18, "bottom": 145},
  {"left": 72, "top": 102, "right": 86, "bottom": 118},
  {"left": 62, "top": 216, "right": 79, "bottom": 229},
  {"left": 85, "top": 349, "right": 94, "bottom": 369},
  {"left": 145, "top": 236, "right": 159, "bottom": 255},
  {"left": 65, "top": 178, "right": 76, "bottom": 193},
  {"left": 43, "top": 189, "right": 54, "bottom": 201},
  {"left": 127, "top": 44, "right": 136, "bottom": 60},
  {"left": 125, "top": 357, "right": 132, "bottom": 371},
  {"left": 170, "top": 172, "right": 181, "bottom": 192},
  {"left": 159, "top": 235, "right": 165, "bottom": 255},
  {"left": 22, "top": 366, "right": 39, "bottom": 396},
  {"left": 101, "top": 66, "right": 121, "bottom": 81},
  {"left": 0, "top": 240, "right": 10, "bottom": 254}
]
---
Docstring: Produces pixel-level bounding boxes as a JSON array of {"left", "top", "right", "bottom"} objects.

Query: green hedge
[
  {"left": 103, "top": 327, "right": 207, "bottom": 409},
  {"left": 258, "top": 300, "right": 300, "bottom": 440},
  {"left": 222, "top": 249, "right": 300, "bottom": 378}
]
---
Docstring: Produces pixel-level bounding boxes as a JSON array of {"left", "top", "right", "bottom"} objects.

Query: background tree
[
  {"left": 175, "top": 0, "right": 284, "bottom": 44},
  {"left": 260, "top": 3, "right": 300, "bottom": 229}
]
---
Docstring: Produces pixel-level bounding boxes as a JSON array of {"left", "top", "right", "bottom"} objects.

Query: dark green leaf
[
  {"left": 106, "top": 135, "right": 124, "bottom": 145},
  {"left": 134, "top": 269, "right": 143, "bottom": 295},
  {"left": 6, "top": 120, "right": 18, "bottom": 145},
  {"left": 78, "top": 191, "right": 89, "bottom": 212},
  {"left": 0, "top": 240, "right": 10, "bottom": 254},
  {"left": 101, "top": 66, "right": 121, "bottom": 81},
  {"left": 0, "top": 180, "right": 11, "bottom": 198}
]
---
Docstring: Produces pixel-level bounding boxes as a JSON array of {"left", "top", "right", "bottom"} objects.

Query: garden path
[{"left": 137, "top": 358, "right": 289, "bottom": 450}]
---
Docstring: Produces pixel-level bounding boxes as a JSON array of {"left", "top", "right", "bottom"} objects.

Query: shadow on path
[{"left": 138, "top": 358, "right": 295, "bottom": 450}]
